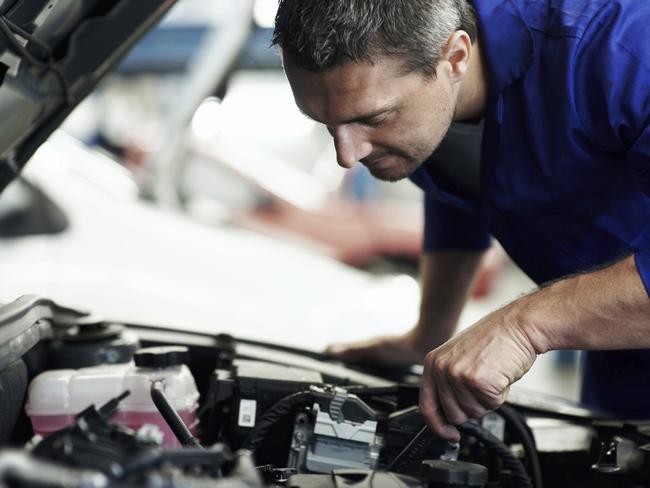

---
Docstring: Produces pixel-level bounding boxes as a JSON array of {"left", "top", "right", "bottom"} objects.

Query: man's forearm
[
  {"left": 517, "top": 255, "right": 650, "bottom": 353},
  {"left": 414, "top": 250, "right": 485, "bottom": 346},
  {"left": 420, "top": 254, "right": 650, "bottom": 441}
]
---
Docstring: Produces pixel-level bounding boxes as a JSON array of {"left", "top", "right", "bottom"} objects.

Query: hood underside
[{"left": 0, "top": 0, "right": 177, "bottom": 195}]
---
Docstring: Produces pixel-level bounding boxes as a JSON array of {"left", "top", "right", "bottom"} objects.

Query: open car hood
[
  {"left": 5, "top": 294, "right": 647, "bottom": 488},
  {"left": 0, "top": 0, "right": 177, "bottom": 194}
]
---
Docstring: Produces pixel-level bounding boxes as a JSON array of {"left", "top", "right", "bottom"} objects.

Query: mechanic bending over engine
[{"left": 272, "top": 0, "right": 650, "bottom": 442}]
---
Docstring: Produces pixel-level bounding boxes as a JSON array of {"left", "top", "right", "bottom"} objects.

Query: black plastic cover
[
  {"left": 0, "top": 359, "right": 27, "bottom": 444},
  {"left": 0, "top": 0, "right": 16, "bottom": 15},
  {"left": 288, "top": 471, "right": 423, "bottom": 488},
  {"left": 0, "top": 0, "right": 177, "bottom": 195},
  {"left": 49, "top": 322, "right": 139, "bottom": 369},
  {"left": 420, "top": 460, "right": 488, "bottom": 487},
  {"left": 134, "top": 346, "right": 189, "bottom": 369}
]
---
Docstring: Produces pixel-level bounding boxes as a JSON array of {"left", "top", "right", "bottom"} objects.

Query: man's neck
[{"left": 454, "top": 38, "right": 488, "bottom": 122}]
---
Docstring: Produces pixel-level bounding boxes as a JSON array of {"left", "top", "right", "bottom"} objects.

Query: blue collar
[{"left": 473, "top": 0, "right": 536, "bottom": 92}]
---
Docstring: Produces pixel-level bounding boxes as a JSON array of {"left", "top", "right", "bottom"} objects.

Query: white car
[{"left": 0, "top": 132, "right": 420, "bottom": 351}]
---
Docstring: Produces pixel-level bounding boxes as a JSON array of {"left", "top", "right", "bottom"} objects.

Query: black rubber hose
[
  {"left": 497, "top": 405, "right": 543, "bottom": 488},
  {"left": 150, "top": 381, "right": 202, "bottom": 449},
  {"left": 344, "top": 385, "right": 401, "bottom": 396},
  {"left": 242, "top": 391, "right": 313, "bottom": 453},
  {"left": 458, "top": 422, "right": 533, "bottom": 488}
]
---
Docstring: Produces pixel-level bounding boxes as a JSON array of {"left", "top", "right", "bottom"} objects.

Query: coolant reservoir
[{"left": 25, "top": 346, "right": 199, "bottom": 447}]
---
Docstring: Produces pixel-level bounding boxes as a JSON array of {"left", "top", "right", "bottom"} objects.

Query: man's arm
[
  {"left": 327, "top": 249, "right": 484, "bottom": 364},
  {"left": 420, "top": 255, "right": 650, "bottom": 441},
  {"left": 415, "top": 250, "right": 485, "bottom": 347}
]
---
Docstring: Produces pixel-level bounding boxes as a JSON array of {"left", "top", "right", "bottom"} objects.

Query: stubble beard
[
  {"left": 365, "top": 147, "right": 432, "bottom": 182},
  {"left": 366, "top": 92, "right": 455, "bottom": 183}
]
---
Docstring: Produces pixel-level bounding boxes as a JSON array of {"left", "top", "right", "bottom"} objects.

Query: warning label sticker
[{"left": 238, "top": 399, "right": 257, "bottom": 428}]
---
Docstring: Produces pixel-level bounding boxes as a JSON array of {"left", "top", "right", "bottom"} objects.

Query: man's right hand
[{"left": 325, "top": 331, "right": 431, "bottom": 366}]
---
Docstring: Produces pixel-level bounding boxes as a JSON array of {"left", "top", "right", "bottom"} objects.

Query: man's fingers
[
  {"left": 419, "top": 363, "right": 461, "bottom": 442},
  {"left": 422, "top": 350, "right": 499, "bottom": 434},
  {"left": 431, "top": 362, "right": 493, "bottom": 425},
  {"left": 434, "top": 374, "right": 469, "bottom": 425},
  {"left": 464, "top": 370, "right": 511, "bottom": 411},
  {"left": 325, "top": 343, "right": 359, "bottom": 360},
  {"left": 473, "top": 385, "right": 510, "bottom": 411},
  {"left": 447, "top": 379, "right": 492, "bottom": 420},
  {"left": 325, "top": 340, "right": 375, "bottom": 361},
  {"left": 326, "top": 335, "right": 426, "bottom": 366}
]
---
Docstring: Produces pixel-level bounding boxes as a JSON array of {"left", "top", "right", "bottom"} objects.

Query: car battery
[{"left": 25, "top": 347, "right": 200, "bottom": 447}]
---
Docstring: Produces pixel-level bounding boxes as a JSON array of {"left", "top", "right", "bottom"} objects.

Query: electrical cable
[
  {"left": 0, "top": 17, "right": 47, "bottom": 68},
  {"left": 150, "top": 380, "right": 202, "bottom": 449},
  {"left": 388, "top": 422, "right": 533, "bottom": 487},
  {"left": 2, "top": 15, "right": 69, "bottom": 100},
  {"left": 0, "top": 15, "right": 71, "bottom": 103},
  {"left": 344, "top": 385, "right": 401, "bottom": 396},
  {"left": 458, "top": 422, "right": 533, "bottom": 488},
  {"left": 242, "top": 391, "right": 313, "bottom": 453},
  {"left": 367, "top": 467, "right": 379, "bottom": 488},
  {"left": 497, "top": 405, "right": 543, "bottom": 488}
]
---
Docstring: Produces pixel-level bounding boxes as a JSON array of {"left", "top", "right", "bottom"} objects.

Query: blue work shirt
[{"left": 409, "top": 0, "right": 650, "bottom": 417}]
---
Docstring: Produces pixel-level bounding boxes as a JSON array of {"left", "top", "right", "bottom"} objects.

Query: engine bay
[{"left": 2, "top": 296, "right": 650, "bottom": 488}]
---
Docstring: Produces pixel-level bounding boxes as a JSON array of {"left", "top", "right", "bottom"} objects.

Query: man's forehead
[{"left": 283, "top": 56, "right": 405, "bottom": 124}]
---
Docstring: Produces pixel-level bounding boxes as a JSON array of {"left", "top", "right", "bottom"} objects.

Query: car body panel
[
  {"left": 0, "top": 132, "right": 420, "bottom": 351},
  {"left": 0, "top": 0, "right": 177, "bottom": 192}
]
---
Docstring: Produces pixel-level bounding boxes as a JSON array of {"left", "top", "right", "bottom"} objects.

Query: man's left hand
[{"left": 419, "top": 303, "right": 538, "bottom": 441}]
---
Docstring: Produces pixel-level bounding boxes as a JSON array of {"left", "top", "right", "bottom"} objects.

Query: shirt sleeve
[
  {"left": 574, "top": 5, "right": 650, "bottom": 296},
  {"left": 423, "top": 193, "right": 491, "bottom": 252}
]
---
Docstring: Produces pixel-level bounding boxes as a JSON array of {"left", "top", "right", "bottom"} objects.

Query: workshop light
[
  {"left": 253, "top": 0, "right": 277, "bottom": 29},
  {"left": 191, "top": 97, "right": 225, "bottom": 140}
]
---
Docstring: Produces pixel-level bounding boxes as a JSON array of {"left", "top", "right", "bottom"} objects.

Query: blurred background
[{"left": 0, "top": 0, "right": 581, "bottom": 403}]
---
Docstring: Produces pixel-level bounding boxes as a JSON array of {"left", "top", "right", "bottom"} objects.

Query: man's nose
[{"left": 330, "top": 125, "right": 372, "bottom": 169}]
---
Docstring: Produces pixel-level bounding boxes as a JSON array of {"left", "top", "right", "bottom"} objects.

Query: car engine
[{"left": 1, "top": 296, "right": 650, "bottom": 488}]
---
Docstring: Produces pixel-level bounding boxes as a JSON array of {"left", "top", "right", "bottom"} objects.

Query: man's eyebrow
[{"left": 297, "top": 106, "right": 392, "bottom": 125}]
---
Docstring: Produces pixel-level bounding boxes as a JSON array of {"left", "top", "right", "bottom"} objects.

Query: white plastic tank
[{"left": 25, "top": 347, "right": 200, "bottom": 447}]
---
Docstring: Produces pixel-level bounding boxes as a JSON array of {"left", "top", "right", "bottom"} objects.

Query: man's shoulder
[
  {"left": 474, "top": 0, "right": 648, "bottom": 92},
  {"left": 513, "top": 0, "right": 648, "bottom": 40}
]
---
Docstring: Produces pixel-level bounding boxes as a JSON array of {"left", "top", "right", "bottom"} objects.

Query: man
[{"left": 272, "top": 0, "right": 650, "bottom": 442}]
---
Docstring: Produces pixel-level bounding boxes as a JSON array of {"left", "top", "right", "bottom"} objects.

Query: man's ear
[{"left": 441, "top": 30, "right": 472, "bottom": 83}]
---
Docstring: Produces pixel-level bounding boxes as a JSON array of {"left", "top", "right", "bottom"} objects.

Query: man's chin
[{"left": 367, "top": 164, "right": 419, "bottom": 182}]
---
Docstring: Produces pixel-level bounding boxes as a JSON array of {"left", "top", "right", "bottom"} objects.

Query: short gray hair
[{"left": 272, "top": 0, "right": 477, "bottom": 76}]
